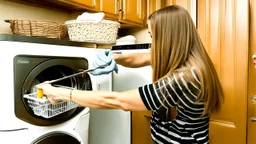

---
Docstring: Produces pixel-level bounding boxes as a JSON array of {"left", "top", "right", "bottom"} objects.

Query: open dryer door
[{"left": 14, "top": 55, "right": 92, "bottom": 126}]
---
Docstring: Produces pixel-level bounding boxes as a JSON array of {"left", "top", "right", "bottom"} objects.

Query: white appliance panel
[
  {"left": 113, "top": 49, "right": 152, "bottom": 144},
  {"left": 89, "top": 48, "right": 152, "bottom": 144}
]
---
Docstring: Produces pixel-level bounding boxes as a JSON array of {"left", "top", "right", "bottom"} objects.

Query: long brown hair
[{"left": 148, "top": 5, "right": 224, "bottom": 116}]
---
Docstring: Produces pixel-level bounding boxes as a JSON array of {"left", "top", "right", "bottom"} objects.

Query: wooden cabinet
[
  {"left": 58, "top": 0, "right": 99, "bottom": 11},
  {"left": 118, "top": 0, "right": 147, "bottom": 27},
  {"left": 98, "top": 0, "right": 147, "bottom": 27},
  {"left": 61, "top": 0, "right": 147, "bottom": 27},
  {"left": 12, "top": 0, "right": 147, "bottom": 27},
  {"left": 99, "top": 0, "right": 119, "bottom": 20}
]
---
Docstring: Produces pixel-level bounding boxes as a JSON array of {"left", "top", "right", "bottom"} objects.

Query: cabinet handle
[
  {"left": 119, "top": 10, "right": 123, "bottom": 21},
  {"left": 118, "top": 0, "right": 123, "bottom": 21}
]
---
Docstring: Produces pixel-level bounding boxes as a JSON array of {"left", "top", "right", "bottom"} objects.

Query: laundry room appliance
[
  {"left": 89, "top": 43, "right": 152, "bottom": 144},
  {"left": 0, "top": 34, "right": 111, "bottom": 144}
]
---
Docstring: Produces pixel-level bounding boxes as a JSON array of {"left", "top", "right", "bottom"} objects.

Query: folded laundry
[{"left": 76, "top": 12, "right": 105, "bottom": 23}]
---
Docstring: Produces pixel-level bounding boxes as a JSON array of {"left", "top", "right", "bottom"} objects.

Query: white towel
[
  {"left": 77, "top": 12, "right": 105, "bottom": 23},
  {"left": 116, "top": 35, "right": 136, "bottom": 45}
]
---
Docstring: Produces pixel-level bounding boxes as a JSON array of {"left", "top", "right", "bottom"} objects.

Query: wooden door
[
  {"left": 247, "top": 1, "right": 256, "bottom": 144},
  {"left": 166, "top": 0, "right": 197, "bottom": 26},
  {"left": 147, "top": 0, "right": 166, "bottom": 16},
  {"left": 197, "top": 0, "right": 249, "bottom": 143},
  {"left": 99, "top": 0, "right": 119, "bottom": 20},
  {"left": 166, "top": 0, "right": 194, "bottom": 11},
  {"left": 120, "top": 0, "right": 146, "bottom": 27},
  {"left": 166, "top": 0, "right": 195, "bottom": 13}
]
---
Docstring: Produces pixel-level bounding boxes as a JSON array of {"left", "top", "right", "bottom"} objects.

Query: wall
[
  {"left": 126, "top": 28, "right": 151, "bottom": 43},
  {"left": 0, "top": 1, "right": 71, "bottom": 34}
]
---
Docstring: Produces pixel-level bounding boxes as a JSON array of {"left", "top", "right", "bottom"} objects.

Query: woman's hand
[
  {"left": 36, "top": 83, "right": 70, "bottom": 104},
  {"left": 90, "top": 49, "right": 118, "bottom": 76}
]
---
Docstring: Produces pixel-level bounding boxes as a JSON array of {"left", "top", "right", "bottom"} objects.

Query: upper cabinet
[
  {"left": 58, "top": 0, "right": 99, "bottom": 11},
  {"left": 99, "top": 0, "right": 119, "bottom": 20},
  {"left": 8, "top": 0, "right": 164, "bottom": 27},
  {"left": 60, "top": 0, "right": 147, "bottom": 27},
  {"left": 119, "top": 0, "right": 147, "bottom": 27}
]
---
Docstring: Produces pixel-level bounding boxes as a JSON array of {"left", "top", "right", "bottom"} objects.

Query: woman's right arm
[{"left": 112, "top": 52, "right": 151, "bottom": 68}]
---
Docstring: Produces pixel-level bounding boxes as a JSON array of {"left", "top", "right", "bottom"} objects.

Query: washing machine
[{"left": 0, "top": 34, "right": 112, "bottom": 144}]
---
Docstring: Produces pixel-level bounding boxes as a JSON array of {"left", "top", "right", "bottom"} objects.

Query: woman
[{"left": 37, "top": 5, "right": 224, "bottom": 144}]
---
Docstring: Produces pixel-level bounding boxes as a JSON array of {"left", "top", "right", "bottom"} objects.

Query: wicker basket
[
  {"left": 65, "top": 19, "right": 120, "bottom": 44},
  {"left": 5, "top": 20, "right": 68, "bottom": 40}
]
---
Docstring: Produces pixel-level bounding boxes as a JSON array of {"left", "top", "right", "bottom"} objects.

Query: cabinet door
[
  {"left": 73, "top": 0, "right": 95, "bottom": 7},
  {"left": 59, "top": 0, "right": 98, "bottom": 10},
  {"left": 120, "top": 0, "right": 146, "bottom": 27},
  {"left": 99, "top": 0, "right": 119, "bottom": 20},
  {"left": 198, "top": 0, "right": 249, "bottom": 143}
]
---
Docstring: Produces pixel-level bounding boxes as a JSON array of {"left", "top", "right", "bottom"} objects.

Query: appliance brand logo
[{"left": 17, "top": 59, "right": 29, "bottom": 64}]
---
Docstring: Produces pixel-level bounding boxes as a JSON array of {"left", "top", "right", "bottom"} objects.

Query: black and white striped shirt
[{"left": 138, "top": 69, "right": 209, "bottom": 144}]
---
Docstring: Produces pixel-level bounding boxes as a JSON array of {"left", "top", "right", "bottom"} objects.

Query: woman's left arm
[
  {"left": 71, "top": 89, "right": 147, "bottom": 111},
  {"left": 37, "top": 84, "right": 148, "bottom": 111}
]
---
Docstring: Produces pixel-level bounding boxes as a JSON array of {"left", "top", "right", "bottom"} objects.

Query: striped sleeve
[
  {"left": 138, "top": 71, "right": 201, "bottom": 111},
  {"left": 138, "top": 73, "right": 183, "bottom": 110}
]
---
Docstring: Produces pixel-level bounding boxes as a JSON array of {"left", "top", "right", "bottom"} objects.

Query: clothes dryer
[
  {"left": 88, "top": 43, "right": 152, "bottom": 144},
  {"left": 0, "top": 34, "right": 112, "bottom": 144}
]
